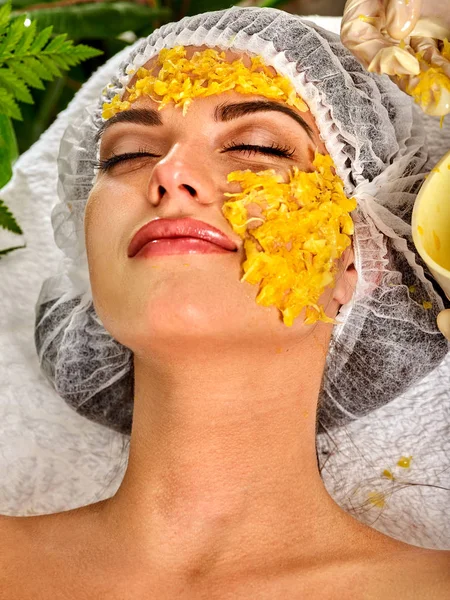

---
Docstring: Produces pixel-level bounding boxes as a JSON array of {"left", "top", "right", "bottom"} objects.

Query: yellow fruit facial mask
[
  {"left": 406, "top": 56, "right": 450, "bottom": 117},
  {"left": 401, "top": 39, "right": 450, "bottom": 118},
  {"left": 101, "top": 46, "right": 357, "bottom": 327},
  {"left": 222, "top": 153, "right": 357, "bottom": 327},
  {"left": 102, "top": 45, "right": 308, "bottom": 119}
]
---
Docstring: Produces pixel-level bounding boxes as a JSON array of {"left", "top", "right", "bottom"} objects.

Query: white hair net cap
[{"left": 34, "top": 6, "right": 449, "bottom": 441}]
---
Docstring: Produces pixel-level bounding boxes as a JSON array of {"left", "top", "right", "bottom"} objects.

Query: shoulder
[
  {"left": 317, "top": 536, "right": 450, "bottom": 599},
  {"left": 0, "top": 506, "right": 103, "bottom": 553},
  {"left": 0, "top": 511, "right": 59, "bottom": 542},
  {"left": 366, "top": 546, "right": 450, "bottom": 599},
  {"left": 0, "top": 513, "right": 57, "bottom": 571},
  {"left": 0, "top": 504, "right": 113, "bottom": 568},
  {"left": 0, "top": 514, "right": 31, "bottom": 550},
  {"left": 0, "top": 510, "right": 107, "bottom": 598},
  {"left": 403, "top": 547, "right": 450, "bottom": 578},
  {"left": 0, "top": 509, "right": 93, "bottom": 571},
  {"left": 389, "top": 545, "right": 450, "bottom": 570},
  {"left": 0, "top": 515, "right": 36, "bottom": 598}
]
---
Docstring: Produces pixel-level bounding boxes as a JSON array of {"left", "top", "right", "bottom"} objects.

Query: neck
[{"left": 96, "top": 324, "right": 378, "bottom": 582}]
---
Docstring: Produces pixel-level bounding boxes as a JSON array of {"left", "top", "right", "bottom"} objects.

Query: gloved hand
[
  {"left": 341, "top": 0, "right": 450, "bottom": 116},
  {"left": 437, "top": 308, "right": 450, "bottom": 340}
]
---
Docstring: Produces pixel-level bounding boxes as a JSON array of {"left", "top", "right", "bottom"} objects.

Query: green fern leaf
[
  {"left": 14, "top": 19, "right": 36, "bottom": 55},
  {"left": 57, "top": 40, "right": 74, "bottom": 54},
  {"left": 9, "top": 60, "right": 44, "bottom": 90},
  {"left": 0, "top": 16, "right": 26, "bottom": 55},
  {"left": 58, "top": 52, "right": 81, "bottom": 68},
  {"left": 0, "top": 244, "right": 27, "bottom": 257},
  {"left": 47, "top": 53, "right": 70, "bottom": 70},
  {"left": 0, "top": 67, "right": 33, "bottom": 104},
  {"left": 0, "top": 2, "right": 11, "bottom": 33},
  {"left": 0, "top": 9, "right": 103, "bottom": 123},
  {"left": 0, "top": 198, "right": 23, "bottom": 235},
  {"left": 65, "top": 44, "right": 103, "bottom": 62},
  {"left": 37, "top": 53, "right": 62, "bottom": 78},
  {"left": 0, "top": 87, "right": 22, "bottom": 120},
  {"left": 44, "top": 32, "right": 68, "bottom": 53},
  {"left": 45, "top": 44, "right": 103, "bottom": 71},
  {"left": 22, "top": 56, "right": 52, "bottom": 81},
  {"left": 29, "top": 25, "right": 53, "bottom": 54},
  {"left": 0, "top": 113, "right": 17, "bottom": 187}
]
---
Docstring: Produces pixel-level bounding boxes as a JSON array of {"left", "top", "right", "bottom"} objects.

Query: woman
[{"left": 3, "top": 6, "right": 449, "bottom": 598}]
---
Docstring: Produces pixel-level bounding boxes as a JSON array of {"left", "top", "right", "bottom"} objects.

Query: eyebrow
[
  {"left": 214, "top": 100, "right": 315, "bottom": 140},
  {"left": 94, "top": 99, "right": 315, "bottom": 144},
  {"left": 94, "top": 108, "right": 163, "bottom": 144}
]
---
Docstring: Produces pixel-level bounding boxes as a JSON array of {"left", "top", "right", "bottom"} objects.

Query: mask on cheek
[{"left": 222, "top": 151, "right": 357, "bottom": 327}]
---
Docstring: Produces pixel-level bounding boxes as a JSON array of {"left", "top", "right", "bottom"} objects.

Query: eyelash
[
  {"left": 93, "top": 148, "right": 157, "bottom": 172},
  {"left": 221, "top": 141, "right": 295, "bottom": 159},
  {"left": 94, "top": 142, "right": 295, "bottom": 172}
]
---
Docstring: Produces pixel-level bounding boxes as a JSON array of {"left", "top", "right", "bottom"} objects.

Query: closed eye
[
  {"left": 94, "top": 141, "right": 296, "bottom": 173},
  {"left": 94, "top": 151, "right": 159, "bottom": 172},
  {"left": 221, "top": 142, "right": 295, "bottom": 159}
]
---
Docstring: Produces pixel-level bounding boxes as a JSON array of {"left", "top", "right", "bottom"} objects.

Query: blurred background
[{"left": 6, "top": 0, "right": 346, "bottom": 155}]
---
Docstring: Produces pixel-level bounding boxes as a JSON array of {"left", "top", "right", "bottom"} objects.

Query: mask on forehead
[
  {"left": 101, "top": 45, "right": 357, "bottom": 327},
  {"left": 102, "top": 45, "right": 308, "bottom": 118}
]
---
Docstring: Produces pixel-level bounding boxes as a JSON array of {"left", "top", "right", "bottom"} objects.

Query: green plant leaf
[
  {"left": 0, "top": 67, "right": 33, "bottom": 103},
  {"left": 14, "top": 16, "right": 35, "bottom": 54},
  {"left": 47, "top": 52, "right": 69, "bottom": 69},
  {"left": 0, "top": 198, "right": 23, "bottom": 235},
  {"left": 28, "top": 23, "right": 52, "bottom": 53},
  {"left": 0, "top": 86, "right": 21, "bottom": 119},
  {"left": 0, "top": 0, "right": 11, "bottom": 32},
  {"left": 0, "top": 243, "right": 27, "bottom": 257},
  {"left": 43, "top": 31, "right": 67, "bottom": 53},
  {"left": 9, "top": 59, "right": 44, "bottom": 89},
  {"left": 22, "top": 55, "right": 53, "bottom": 80},
  {"left": 64, "top": 43, "right": 102, "bottom": 61},
  {"left": 37, "top": 52, "right": 61, "bottom": 77},
  {"left": 0, "top": 14, "right": 25, "bottom": 54},
  {"left": 13, "top": 3, "right": 171, "bottom": 40},
  {"left": 2, "top": 0, "right": 63, "bottom": 7},
  {"left": 0, "top": 10, "right": 103, "bottom": 102},
  {"left": 0, "top": 113, "right": 17, "bottom": 188}
]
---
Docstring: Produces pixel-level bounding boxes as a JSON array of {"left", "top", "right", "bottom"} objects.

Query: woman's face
[{"left": 84, "top": 47, "right": 336, "bottom": 355}]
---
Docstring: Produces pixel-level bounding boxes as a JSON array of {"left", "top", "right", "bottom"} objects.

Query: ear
[{"left": 333, "top": 244, "right": 357, "bottom": 307}]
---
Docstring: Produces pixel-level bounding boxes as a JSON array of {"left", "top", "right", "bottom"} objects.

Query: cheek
[
  {"left": 85, "top": 179, "right": 136, "bottom": 255},
  {"left": 311, "top": 138, "right": 328, "bottom": 159},
  {"left": 84, "top": 191, "right": 111, "bottom": 263},
  {"left": 84, "top": 193, "right": 97, "bottom": 257}
]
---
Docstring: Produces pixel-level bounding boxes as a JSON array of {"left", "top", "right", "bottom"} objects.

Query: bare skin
[
  {"left": 1, "top": 46, "right": 449, "bottom": 598},
  {"left": 1, "top": 507, "right": 449, "bottom": 599}
]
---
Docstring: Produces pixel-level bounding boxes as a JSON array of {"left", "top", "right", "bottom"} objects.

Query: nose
[{"left": 147, "top": 145, "right": 215, "bottom": 208}]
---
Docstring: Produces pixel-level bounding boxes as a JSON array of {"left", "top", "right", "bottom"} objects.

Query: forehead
[
  {"left": 117, "top": 45, "right": 320, "bottom": 135},
  {"left": 125, "top": 45, "right": 277, "bottom": 93}
]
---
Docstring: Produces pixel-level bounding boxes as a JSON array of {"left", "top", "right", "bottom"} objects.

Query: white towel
[{"left": 1, "top": 16, "right": 449, "bottom": 549}]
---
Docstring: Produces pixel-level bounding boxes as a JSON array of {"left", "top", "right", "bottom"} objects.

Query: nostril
[
  {"left": 158, "top": 185, "right": 166, "bottom": 197},
  {"left": 183, "top": 184, "right": 196, "bottom": 197}
]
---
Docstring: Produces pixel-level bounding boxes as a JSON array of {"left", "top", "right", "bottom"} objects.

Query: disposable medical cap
[{"left": 34, "top": 6, "right": 449, "bottom": 436}]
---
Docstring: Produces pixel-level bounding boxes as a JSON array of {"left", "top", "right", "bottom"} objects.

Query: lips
[{"left": 128, "top": 217, "right": 238, "bottom": 258}]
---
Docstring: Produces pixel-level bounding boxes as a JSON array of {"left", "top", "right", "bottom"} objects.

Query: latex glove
[
  {"left": 341, "top": 0, "right": 450, "bottom": 116},
  {"left": 437, "top": 308, "right": 450, "bottom": 340}
]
